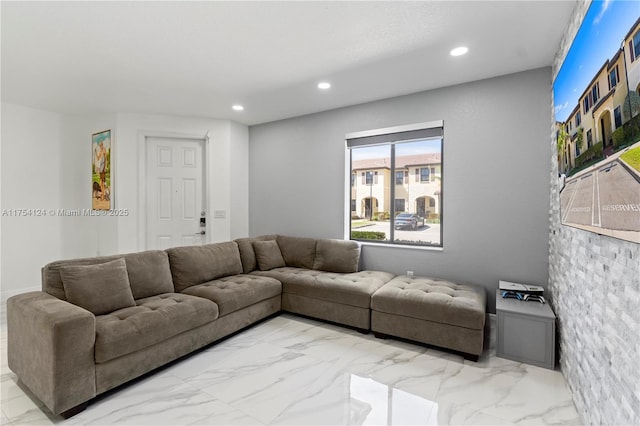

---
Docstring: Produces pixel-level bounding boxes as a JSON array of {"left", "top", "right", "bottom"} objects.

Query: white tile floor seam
[{"left": 0, "top": 313, "right": 581, "bottom": 426}]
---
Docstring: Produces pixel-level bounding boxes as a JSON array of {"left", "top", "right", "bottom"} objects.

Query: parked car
[{"left": 394, "top": 213, "right": 425, "bottom": 230}]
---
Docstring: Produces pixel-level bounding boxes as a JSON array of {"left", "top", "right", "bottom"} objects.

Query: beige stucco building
[
  {"left": 624, "top": 17, "right": 640, "bottom": 95},
  {"left": 351, "top": 153, "right": 441, "bottom": 220},
  {"left": 558, "top": 17, "right": 640, "bottom": 175}
]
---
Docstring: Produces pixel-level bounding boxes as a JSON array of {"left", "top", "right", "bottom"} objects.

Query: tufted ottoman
[{"left": 371, "top": 275, "right": 486, "bottom": 360}]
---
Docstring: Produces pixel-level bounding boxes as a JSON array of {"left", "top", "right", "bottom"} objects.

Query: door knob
[{"left": 195, "top": 230, "right": 206, "bottom": 235}]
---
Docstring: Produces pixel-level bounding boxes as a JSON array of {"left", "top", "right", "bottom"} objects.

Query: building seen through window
[{"left": 347, "top": 122, "right": 443, "bottom": 247}]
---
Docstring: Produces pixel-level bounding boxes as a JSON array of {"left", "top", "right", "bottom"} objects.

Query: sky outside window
[{"left": 553, "top": 0, "right": 639, "bottom": 123}]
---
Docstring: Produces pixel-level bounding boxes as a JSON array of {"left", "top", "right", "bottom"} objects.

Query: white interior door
[{"left": 146, "top": 137, "right": 206, "bottom": 250}]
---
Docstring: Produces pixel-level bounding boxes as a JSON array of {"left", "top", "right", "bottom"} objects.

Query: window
[
  {"left": 587, "top": 129, "right": 593, "bottom": 148},
  {"left": 582, "top": 84, "right": 600, "bottom": 114},
  {"left": 591, "top": 83, "right": 600, "bottom": 104},
  {"left": 633, "top": 31, "right": 640, "bottom": 61},
  {"left": 347, "top": 121, "right": 443, "bottom": 247},
  {"left": 583, "top": 95, "right": 590, "bottom": 114},
  {"left": 351, "top": 173, "right": 356, "bottom": 187},
  {"left": 614, "top": 106, "right": 622, "bottom": 128},
  {"left": 630, "top": 40, "right": 636, "bottom": 62},
  {"left": 609, "top": 66, "right": 618, "bottom": 90},
  {"left": 576, "top": 111, "right": 581, "bottom": 126}
]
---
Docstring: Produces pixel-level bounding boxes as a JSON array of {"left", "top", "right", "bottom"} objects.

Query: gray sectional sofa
[{"left": 7, "top": 235, "right": 486, "bottom": 418}]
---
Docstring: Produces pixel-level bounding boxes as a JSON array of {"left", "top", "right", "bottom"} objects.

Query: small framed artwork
[{"left": 92, "top": 130, "right": 112, "bottom": 210}]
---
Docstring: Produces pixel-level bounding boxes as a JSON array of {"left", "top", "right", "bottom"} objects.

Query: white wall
[
  {"left": 1, "top": 105, "right": 250, "bottom": 301},
  {"left": 230, "top": 121, "right": 250, "bottom": 239},
  {"left": 1, "top": 104, "right": 64, "bottom": 300},
  {"left": 1, "top": 105, "right": 3, "bottom": 296},
  {"left": 0, "top": 105, "right": 120, "bottom": 301},
  {"left": 115, "top": 113, "right": 249, "bottom": 251},
  {"left": 59, "top": 113, "right": 118, "bottom": 259},
  {"left": 1, "top": 104, "right": 123, "bottom": 302},
  {"left": 249, "top": 68, "right": 552, "bottom": 312}
]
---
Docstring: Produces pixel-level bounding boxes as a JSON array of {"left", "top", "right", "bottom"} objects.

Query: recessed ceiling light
[
  {"left": 232, "top": 105, "right": 244, "bottom": 111},
  {"left": 317, "top": 82, "right": 331, "bottom": 90},
  {"left": 450, "top": 46, "right": 468, "bottom": 57}
]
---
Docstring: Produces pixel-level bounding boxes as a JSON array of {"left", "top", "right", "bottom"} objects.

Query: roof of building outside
[
  {"left": 608, "top": 49, "right": 622, "bottom": 70},
  {"left": 352, "top": 158, "right": 390, "bottom": 170},
  {"left": 568, "top": 103, "right": 580, "bottom": 119},
  {"left": 592, "top": 89, "right": 615, "bottom": 114},
  {"left": 352, "top": 153, "right": 441, "bottom": 171},
  {"left": 579, "top": 60, "right": 609, "bottom": 102}
]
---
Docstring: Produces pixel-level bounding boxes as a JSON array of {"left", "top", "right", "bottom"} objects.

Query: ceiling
[{"left": 1, "top": 1, "right": 576, "bottom": 126}]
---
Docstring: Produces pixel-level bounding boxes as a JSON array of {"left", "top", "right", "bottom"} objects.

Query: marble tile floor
[{"left": 1, "top": 313, "right": 581, "bottom": 426}]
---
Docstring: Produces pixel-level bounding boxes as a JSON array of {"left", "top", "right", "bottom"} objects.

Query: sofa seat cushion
[
  {"left": 371, "top": 276, "right": 486, "bottom": 330},
  {"left": 253, "top": 268, "right": 394, "bottom": 309},
  {"left": 95, "top": 293, "right": 219, "bottom": 363},
  {"left": 181, "top": 275, "right": 282, "bottom": 316}
]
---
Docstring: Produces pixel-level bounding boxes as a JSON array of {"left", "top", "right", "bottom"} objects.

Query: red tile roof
[
  {"left": 398, "top": 153, "right": 441, "bottom": 167},
  {"left": 352, "top": 153, "right": 441, "bottom": 171},
  {"left": 352, "top": 158, "right": 390, "bottom": 170}
]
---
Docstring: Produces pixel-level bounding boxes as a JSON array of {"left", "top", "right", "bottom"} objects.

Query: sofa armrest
[{"left": 8, "top": 292, "right": 97, "bottom": 415}]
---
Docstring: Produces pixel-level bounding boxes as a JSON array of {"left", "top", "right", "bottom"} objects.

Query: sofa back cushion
[
  {"left": 253, "top": 240, "right": 286, "bottom": 271},
  {"left": 42, "top": 250, "right": 174, "bottom": 301},
  {"left": 276, "top": 235, "right": 317, "bottom": 269},
  {"left": 313, "top": 239, "right": 361, "bottom": 273},
  {"left": 166, "top": 242, "right": 243, "bottom": 292},
  {"left": 124, "top": 251, "right": 176, "bottom": 299},
  {"left": 235, "top": 235, "right": 277, "bottom": 273},
  {"left": 59, "top": 258, "right": 136, "bottom": 315}
]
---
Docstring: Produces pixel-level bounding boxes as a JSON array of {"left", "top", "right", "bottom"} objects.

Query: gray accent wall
[
  {"left": 249, "top": 68, "right": 552, "bottom": 313},
  {"left": 549, "top": 1, "right": 640, "bottom": 425}
]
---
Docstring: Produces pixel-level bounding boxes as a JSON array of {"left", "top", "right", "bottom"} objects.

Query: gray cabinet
[{"left": 496, "top": 290, "right": 556, "bottom": 370}]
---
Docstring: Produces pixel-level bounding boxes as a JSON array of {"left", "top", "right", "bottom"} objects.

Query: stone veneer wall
[{"left": 549, "top": 1, "right": 640, "bottom": 425}]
